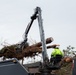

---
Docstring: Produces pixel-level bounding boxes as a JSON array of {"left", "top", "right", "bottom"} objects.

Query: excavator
[{"left": 0, "top": 7, "right": 61, "bottom": 75}]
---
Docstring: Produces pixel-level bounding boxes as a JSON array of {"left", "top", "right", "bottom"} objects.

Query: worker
[{"left": 50, "top": 45, "right": 64, "bottom": 65}]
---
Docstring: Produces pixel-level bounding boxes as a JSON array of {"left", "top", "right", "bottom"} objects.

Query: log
[
  {"left": 22, "top": 37, "right": 53, "bottom": 53},
  {"left": 47, "top": 44, "right": 60, "bottom": 49},
  {"left": 29, "top": 37, "right": 53, "bottom": 47},
  {"left": 0, "top": 44, "right": 57, "bottom": 60},
  {"left": 23, "top": 44, "right": 59, "bottom": 54},
  {"left": 0, "top": 37, "right": 54, "bottom": 60},
  {"left": 0, "top": 44, "right": 56, "bottom": 59}
]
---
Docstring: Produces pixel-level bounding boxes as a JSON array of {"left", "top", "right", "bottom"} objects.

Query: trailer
[{"left": 0, "top": 58, "right": 29, "bottom": 75}]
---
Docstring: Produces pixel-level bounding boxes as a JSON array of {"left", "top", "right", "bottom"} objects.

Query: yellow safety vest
[{"left": 51, "top": 48, "right": 63, "bottom": 57}]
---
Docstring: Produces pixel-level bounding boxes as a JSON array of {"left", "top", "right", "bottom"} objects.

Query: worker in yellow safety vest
[{"left": 50, "top": 46, "right": 64, "bottom": 65}]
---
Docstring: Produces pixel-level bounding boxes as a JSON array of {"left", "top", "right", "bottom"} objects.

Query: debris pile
[{"left": 0, "top": 37, "right": 54, "bottom": 60}]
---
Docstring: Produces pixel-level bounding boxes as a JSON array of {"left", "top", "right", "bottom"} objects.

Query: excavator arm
[
  {"left": 18, "top": 8, "right": 38, "bottom": 51},
  {"left": 19, "top": 7, "right": 48, "bottom": 62}
]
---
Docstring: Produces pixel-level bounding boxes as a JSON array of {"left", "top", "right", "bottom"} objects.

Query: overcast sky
[{"left": 0, "top": 0, "right": 76, "bottom": 58}]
